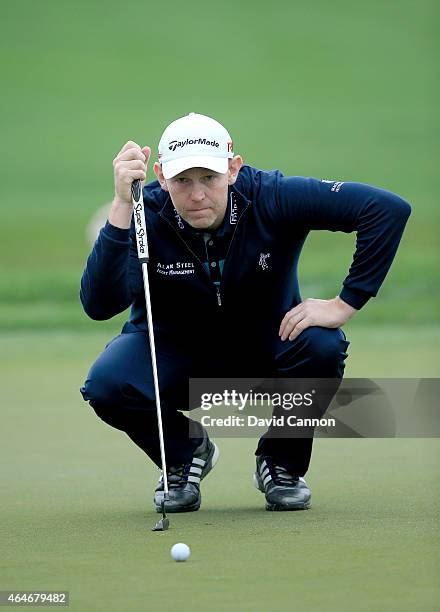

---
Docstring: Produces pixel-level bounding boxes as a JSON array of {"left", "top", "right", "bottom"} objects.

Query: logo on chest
[
  {"left": 258, "top": 252, "right": 271, "bottom": 271},
  {"left": 156, "top": 261, "right": 195, "bottom": 276}
]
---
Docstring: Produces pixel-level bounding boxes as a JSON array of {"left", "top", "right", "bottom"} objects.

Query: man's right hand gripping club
[{"left": 109, "top": 141, "right": 151, "bottom": 230}]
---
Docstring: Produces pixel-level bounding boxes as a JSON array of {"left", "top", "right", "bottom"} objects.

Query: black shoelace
[
  {"left": 160, "top": 463, "right": 191, "bottom": 489},
  {"left": 273, "top": 465, "right": 299, "bottom": 486},
  {"left": 264, "top": 458, "right": 299, "bottom": 486}
]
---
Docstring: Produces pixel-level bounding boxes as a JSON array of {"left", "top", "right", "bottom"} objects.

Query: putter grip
[
  {"left": 131, "top": 179, "right": 141, "bottom": 203},
  {"left": 131, "top": 179, "right": 149, "bottom": 262}
]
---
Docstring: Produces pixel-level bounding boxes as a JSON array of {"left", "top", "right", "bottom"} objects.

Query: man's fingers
[
  {"left": 119, "top": 140, "right": 141, "bottom": 154},
  {"left": 288, "top": 318, "right": 310, "bottom": 341},
  {"left": 279, "top": 306, "right": 305, "bottom": 337},
  {"left": 115, "top": 147, "right": 147, "bottom": 164},
  {"left": 142, "top": 146, "right": 151, "bottom": 163},
  {"left": 280, "top": 313, "right": 307, "bottom": 341},
  {"left": 284, "top": 302, "right": 305, "bottom": 319},
  {"left": 280, "top": 297, "right": 353, "bottom": 342},
  {"left": 279, "top": 309, "right": 297, "bottom": 335},
  {"left": 115, "top": 159, "right": 146, "bottom": 171},
  {"left": 112, "top": 142, "right": 151, "bottom": 205},
  {"left": 120, "top": 169, "right": 147, "bottom": 183},
  {"left": 114, "top": 160, "right": 147, "bottom": 187},
  {"left": 118, "top": 142, "right": 151, "bottom": 160}
]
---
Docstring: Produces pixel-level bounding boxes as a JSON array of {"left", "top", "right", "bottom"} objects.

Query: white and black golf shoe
[
  {"left": 253, "top": 455, "right": 311, "bottom": 511},
  {"left": 154, "top": 433, "right": 219, "bottom": 513}
]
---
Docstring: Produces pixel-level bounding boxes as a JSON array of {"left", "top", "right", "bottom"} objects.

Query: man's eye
[
  {"left": 205, "top": 175, "right": 215, "bottom": 181},
  {"left": 176, "top": 178, "right": 188, "bottom": 183}
]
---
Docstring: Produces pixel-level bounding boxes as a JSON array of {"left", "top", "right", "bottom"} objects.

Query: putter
[
  {"left": 152, "top": 499, "right": 170, "bottom": 532},
  {"left": 131, "top": 178, "right": 170, "bottom": 532}
]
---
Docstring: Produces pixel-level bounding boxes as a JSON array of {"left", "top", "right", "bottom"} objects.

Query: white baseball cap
[{"left": 158, "top": 112, "right": 234, "bottom": 179}]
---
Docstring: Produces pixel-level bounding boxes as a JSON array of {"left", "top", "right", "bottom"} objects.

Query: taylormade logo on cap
[
  {"left": 168, "top": 138, "right": 220, "bottom": 152},
  {"left": 158, "top": 112, "right": 234, "bottom": 179}
]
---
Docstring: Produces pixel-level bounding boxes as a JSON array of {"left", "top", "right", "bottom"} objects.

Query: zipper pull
[{"left": 216, "top": 287, "right": 222, "bottom": 307}]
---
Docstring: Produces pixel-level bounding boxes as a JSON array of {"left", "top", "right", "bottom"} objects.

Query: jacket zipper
[{"left": 202, "top": 236, "right": 223, "bottom": 308}]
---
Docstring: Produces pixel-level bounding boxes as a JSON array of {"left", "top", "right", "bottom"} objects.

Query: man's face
[{"left": 154, "top": 157, "right": 243, "bottom": 230}]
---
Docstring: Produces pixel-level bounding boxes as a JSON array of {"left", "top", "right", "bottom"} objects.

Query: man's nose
[{"left": 190, "top": 185, "right": 205, "bottom": 202}]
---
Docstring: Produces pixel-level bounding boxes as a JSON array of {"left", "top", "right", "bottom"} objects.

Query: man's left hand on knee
[{"left": 279, "top": 296, "right": 357, "bottom": 341}]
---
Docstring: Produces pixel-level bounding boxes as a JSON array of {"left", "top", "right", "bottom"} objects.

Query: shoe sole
[
  {"left": 253, "top": 473, "right": 311, "bottom": 511},
  {"left": 265, "top": 500, "right": 311, "bottom": 511},
  {"left": 154, "top": 442, "right": 220, "bottom": 513}
]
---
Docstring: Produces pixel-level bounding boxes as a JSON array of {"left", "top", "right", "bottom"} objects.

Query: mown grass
[
  {"left": 0, "top": 332, "right": 439, "bottom": 611},
  {"left": 0, "top": 2, "right": 438, "bottom": 610},
  {"left": 1, "top": 0, "right": 438, "bottom": 330}
]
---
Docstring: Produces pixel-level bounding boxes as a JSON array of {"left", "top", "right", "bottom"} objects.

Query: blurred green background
[
  {"left": 1, "top": 2, "right": 439, "bottom": 611},
  {"left": 1, "top": 0, "right": 438, "bottom": 347}
]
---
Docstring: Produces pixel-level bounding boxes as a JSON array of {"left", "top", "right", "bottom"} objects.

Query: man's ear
[
  {"left": 153, "top": 162, "right": 169, "bottom": 191},
  {"left": 228, "top": 155, "right": 243, "bottom": 185}
]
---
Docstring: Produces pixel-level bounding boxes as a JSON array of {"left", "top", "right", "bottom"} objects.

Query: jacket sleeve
[
  {"left": 275, "top": 176, "right": 412, "bottom": 309},
  {"left": 80, "top": 221, "right": 138, "bottom": 320}
]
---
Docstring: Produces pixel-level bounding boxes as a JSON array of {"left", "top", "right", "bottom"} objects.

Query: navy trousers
[{"left": 80, "top": 327, "right": 349, "bottom": 476}]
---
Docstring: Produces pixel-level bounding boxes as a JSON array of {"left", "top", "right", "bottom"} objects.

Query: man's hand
[
  {"left": 279, "top": 296, "right": 357, "bottom": 341},
  {"left": 109, "top": 141, "right": 151, "bottom": 229}
]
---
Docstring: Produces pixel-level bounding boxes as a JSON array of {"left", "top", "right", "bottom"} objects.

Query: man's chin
[{"left": 186, "top": 217, "right": 217, "bottom": 230}]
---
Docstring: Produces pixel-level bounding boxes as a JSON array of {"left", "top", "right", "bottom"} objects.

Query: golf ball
[{"left": 171, "top": 543, "right": 191, "bottom": 562}]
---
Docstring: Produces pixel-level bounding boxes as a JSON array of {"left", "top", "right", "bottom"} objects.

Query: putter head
[
  {"left": 152, "top": 516, "right": 170, "bottom": 531},
  {"left": 152, "top": 499, "right": 169, "bottom": 531}
]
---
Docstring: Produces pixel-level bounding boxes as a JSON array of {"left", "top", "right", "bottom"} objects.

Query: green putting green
[
  {"left": 1, "top": 332, "right": 439, "bottom": 611},
  {"left": 1, "top": 0, "right": 438, "bottom": 609}
]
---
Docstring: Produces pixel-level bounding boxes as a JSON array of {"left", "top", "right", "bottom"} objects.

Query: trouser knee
[
  {"left": 304, "top": 326, "right": 349, "bottom": 372},
  {"left": 80, "top": 376, "right": 128, "bottom": 429},
  {"left": 80, "top": 345, "right": 158, "bottom": 421},
  {"left": 276, "top": 326, "right": 349, "bottom": 378}
]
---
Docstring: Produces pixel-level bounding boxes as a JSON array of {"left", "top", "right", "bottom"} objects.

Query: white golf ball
[{"left": 171, "top": 543, "right": 191, "bottom": 562}]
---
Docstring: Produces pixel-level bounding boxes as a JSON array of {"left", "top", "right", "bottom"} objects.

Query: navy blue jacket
[{"left": 80, "top": 165, "right": 411, "bottom": 350}]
